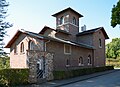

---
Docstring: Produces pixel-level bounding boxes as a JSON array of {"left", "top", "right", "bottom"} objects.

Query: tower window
[
  {"left": 64, "top": 14, "right": 69, "bottom": 23},
  {"left": 72, "top": 17, "right": 76, "bottom": 25},
  {"left": 60, "top": 16, "right": 64, "bottom": 25}
]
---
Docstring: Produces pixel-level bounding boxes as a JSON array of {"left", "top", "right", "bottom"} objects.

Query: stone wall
[{"left": 27, "top": 50, "right": 53, "bottom": 83}]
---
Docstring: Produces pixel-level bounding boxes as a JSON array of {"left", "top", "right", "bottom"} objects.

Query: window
[
  {"left": 99, "top": 39, "right": 102, "bottom": 48},
  {"left": 64, "top": 14, "right": 69, "bottom": 23},
  {"left": 28, "top": 40, "right": 34, "bottom": 50},
  {"left": 60, "top": 16, "right": 64, "bottom": 25},
  {"left": 20, "top": 42, "right": 24, "bottom": 53},
  {"left": 66, "top": 59, "right": 70, "bottom": 67},
  {"left": 88, "top": 55, "right": 92, "bottom": 65},
  {"left": 14, "top": 44, "right": 17, "bottom": 54},
  {"left": 78, "top": 57, "right": 84, "bottom": 66},
  {"left": 72, "top": 17, "right": 76, "bottom": 25},
  {"left": 64, "top": 44, "right": 71, "bottom": 54}
]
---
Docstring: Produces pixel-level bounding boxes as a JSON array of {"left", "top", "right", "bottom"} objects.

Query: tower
[{"left": 52, "top": 7, "right": 83, "bottom": 35}]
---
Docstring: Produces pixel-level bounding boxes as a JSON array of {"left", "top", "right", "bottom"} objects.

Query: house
[{"left": 5, "top": 7, "right": 109, "bottom": 76}]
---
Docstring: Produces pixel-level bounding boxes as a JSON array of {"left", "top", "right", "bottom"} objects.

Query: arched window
[
  {"left": 20, "top": 42, "right": 24, "bottom": 53},
  {"left": 99, "top": 39, "right": 102, "bottom": 48},
  {"left": 14, "top": 44, "right": 17, "bottom": 54},
  {"left": 78, "top": 57, "right": 83, "bottom": 66},
  {"left": 28, "top": 40, "right": 34, "bottom": 50},
  {"left": 60, "top": 16, "right": 64, "bottom": 25},
  {"left": 88, "top": 55, "right": 92, "bottom": 65},
  {"left": 66, "top": 59, "right": 70, "bottom": 67},
  {"left": 72, "top": 17, "right": 76, "bottom": 25},
  {"left": 64, "top": 14, "right": 69, "bottom": 23}
]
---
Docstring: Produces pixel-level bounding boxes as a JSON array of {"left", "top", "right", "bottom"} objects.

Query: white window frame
[
  {"left": 72, "top": 17, "right": 76, "bottom": 25},
  {"left": 99, "top": 39, "right": 102, "bottom": 48},
  {"left": 64, "top": 44, "right": 71, "bottom": 55}
]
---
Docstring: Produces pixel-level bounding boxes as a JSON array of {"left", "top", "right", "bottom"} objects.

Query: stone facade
[{"left": 27, "top": 50, "right": 54, "bottom": 83}]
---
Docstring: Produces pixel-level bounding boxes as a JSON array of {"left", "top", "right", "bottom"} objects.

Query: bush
[
  {"left": 0, "top": 69, "right": 29, "bottom": 86},
  {"left": 53, "top": 66, "right": 114, "bottom": 80}
]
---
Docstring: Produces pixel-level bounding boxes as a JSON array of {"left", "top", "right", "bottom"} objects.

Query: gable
[
  {"left": 39, "top": 26, "right": 56, "bottom": 35},
  {"left": 10, "top": 33, "right": 28, "bottom": 52},
  {"left": 5, "top": 30, "right": 22, "bottom": 48},
  {"left": 76, "top": 27, "right": 109, "bottom": 39},
  {"left": 5, "top": 29, "right": 44, "bottom": 48}
]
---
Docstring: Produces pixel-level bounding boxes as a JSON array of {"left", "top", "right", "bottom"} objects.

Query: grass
[{"left": 106, "top": 58, "right": 120, "bottom": 68}]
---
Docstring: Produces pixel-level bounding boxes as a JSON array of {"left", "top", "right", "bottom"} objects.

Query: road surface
[{"left": 61, "top": 70, "right": 120, "bottom": 87}]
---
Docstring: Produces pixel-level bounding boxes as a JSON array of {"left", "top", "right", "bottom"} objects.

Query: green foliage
[
  {"left": 106, "top": 38, "right": 120, "bottom": 59},
  {"left": 53, "top": 66, "right": 114, "bottom": 80},
  {"left": 106, "top": 58, "right": 120, "bottom": 68},
  {"left": 0, "top": 56, "right": 10, "bottom": 69},
  {"left": 0, "top": 69, "right": 29, "bottom": 86},
  {"left": 111, "top": 0, "right": 120, "bottom": 28},
  {"left": 0, "top": 0, "right": 12, "bottom": 57}
]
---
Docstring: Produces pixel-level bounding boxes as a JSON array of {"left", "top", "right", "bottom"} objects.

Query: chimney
[{"left": 81, "top": 25, "right": 86, "bottom": 32}]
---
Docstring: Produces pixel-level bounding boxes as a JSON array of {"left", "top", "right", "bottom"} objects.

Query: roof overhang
[{"left": 52, "top": 7, "right": 83, "bottom": 18}]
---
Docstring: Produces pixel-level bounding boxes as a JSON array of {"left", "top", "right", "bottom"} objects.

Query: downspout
[{"left": 44, "top": 40, "right": 50, "bottom": 52}]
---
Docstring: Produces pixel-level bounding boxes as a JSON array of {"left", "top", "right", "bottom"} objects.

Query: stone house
[{"left": 5, "top": 7, "right": 109, "bottom": 80}]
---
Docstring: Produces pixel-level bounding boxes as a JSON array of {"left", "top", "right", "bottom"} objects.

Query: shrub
[
  {"left": 53, "top": 66, "right": 114, "bottom": 80},
  {"left": 0, "top": 69, "right": 29, "bottom": 86}
]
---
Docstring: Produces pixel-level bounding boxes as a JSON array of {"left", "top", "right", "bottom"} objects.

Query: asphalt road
[{"left": 61, "top": 69, "right": 120, "bottom": 87}]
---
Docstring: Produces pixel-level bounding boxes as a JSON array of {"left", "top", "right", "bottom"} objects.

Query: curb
[{"left": 53, "top": 69, "right": 119, "bottom": 87}]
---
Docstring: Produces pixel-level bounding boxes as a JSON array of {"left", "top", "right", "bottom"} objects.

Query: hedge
[
  {"left": 0, "top": 69, "right": 29, "bottom": 86},
  {"left": 53, "top": 66, "right": 114, "bottom": 80}
]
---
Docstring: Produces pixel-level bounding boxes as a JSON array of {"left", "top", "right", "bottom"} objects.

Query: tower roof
[{"left": 52, "top": 7, "right": 83, "bottom": 17}]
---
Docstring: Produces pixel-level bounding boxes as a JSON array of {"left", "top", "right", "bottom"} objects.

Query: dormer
[{"left": 52, "top": 7, "right": 83, "bottom": 35}]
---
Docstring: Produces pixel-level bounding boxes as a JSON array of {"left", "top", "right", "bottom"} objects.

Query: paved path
[
  {"left": 61, "top": 69, "right": 120, "bottom": 87},
  {"left": 20, "top": 69, "right": 119, "bottom": 87}
]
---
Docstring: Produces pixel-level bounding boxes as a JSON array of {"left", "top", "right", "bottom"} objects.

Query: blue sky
[{"left": 4, "top": 0, "right": 119, "bottom": 51}]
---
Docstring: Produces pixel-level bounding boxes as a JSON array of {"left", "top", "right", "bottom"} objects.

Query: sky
[{"left": 4, "top": 0, "right": 119, "bottom": 52}]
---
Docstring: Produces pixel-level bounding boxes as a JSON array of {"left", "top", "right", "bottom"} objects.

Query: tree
[
  {"left": 0, "top": 0, "right": 12, "bottom": 57},
  {"left": 106, "top": 38, "right": 120, "bottom": 59},
  {"left": 111, "top": 0, "right": 120, "bottom": 28},
  {"left": 0, "top": 56, "right": 9, "bottom": 69}
]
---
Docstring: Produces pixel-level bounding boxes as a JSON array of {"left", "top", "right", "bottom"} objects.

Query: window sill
[
  {"left": 64, "top": 53, "right": 71, "bottom": 55},
  {"left": 64, "top": 52, "right": 71, "bottom": 55},
  {"left": 66, "top": 65, "right": 70, "bottom": 67},
  {"left": 88, "top": 64, "right": 92, "bottom": 66},
  {"left": 78, "top": 64, "right": 84, "bottom": 66},
  {"left": 20, "top": 52, "right": 25, "bottom": 55},
  {"left": 57, "top": 22, "right": 79, "bottom": 27},
  {"left": 99, "top": 46, "right": 102, "bottom": 48}
]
